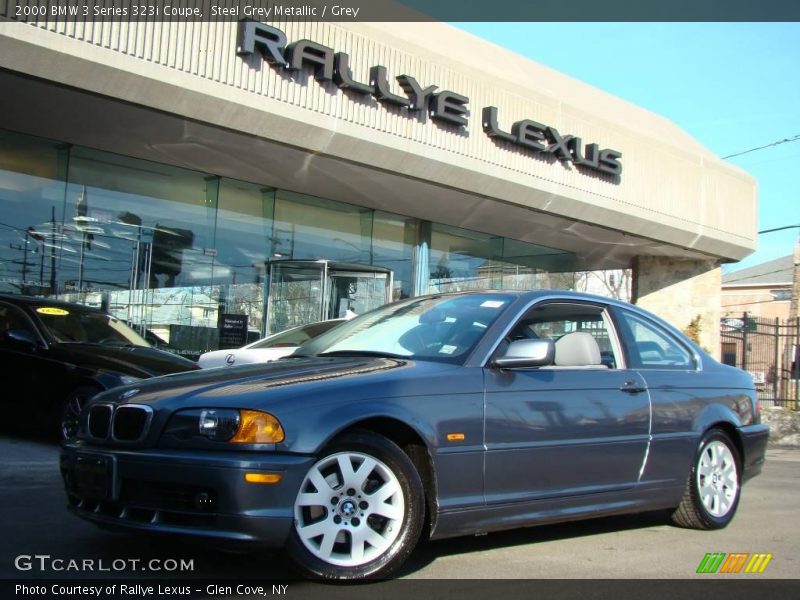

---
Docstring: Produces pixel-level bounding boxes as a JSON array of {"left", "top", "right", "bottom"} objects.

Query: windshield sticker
[
  {"left": 439, "top": 345, "right": 457, "bottom": 354},
  {"left": 36, "top": 307, "right": 69, "bottom": 316},
  {"left": 480, "top": 300, "right": 505, "bottom": 308}
]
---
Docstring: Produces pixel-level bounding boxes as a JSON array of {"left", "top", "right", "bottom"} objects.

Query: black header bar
[{"left": 2, "top": 0, "right": 799, "bottom": 22}]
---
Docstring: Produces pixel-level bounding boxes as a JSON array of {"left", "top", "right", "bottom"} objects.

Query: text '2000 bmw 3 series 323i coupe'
[{"left": 60, "top": 291, "right": 769, "bottom": 580}]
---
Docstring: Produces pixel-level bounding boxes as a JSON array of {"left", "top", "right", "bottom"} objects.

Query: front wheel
[
  {"left": 671, "top": 428, "right": 741, "bottom": 530},
  {"left": 57, "top": 386, "right": 99, "bottom": 440},
  {"left": 286, "top": 431, "right": 425, "bottom": 580}
]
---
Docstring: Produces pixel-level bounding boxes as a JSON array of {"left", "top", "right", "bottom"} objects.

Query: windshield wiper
[
  {"left": 96, "top": 341, "right": 141, "bottom": 347},
  {"left": 318, "top": 350, "right": 407, "bottom": 359}
]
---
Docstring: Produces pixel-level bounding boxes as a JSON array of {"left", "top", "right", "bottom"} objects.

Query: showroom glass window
[
  {"left": 215, "top": 179, "right": 276, "bottom": 339},
  {"left": 371, "top": 211, "right": 417, "bottom": 301},
  {"left": 0, "top": 130, "right": 68, "bottom": 297},
  {"left": 62, "top": 147, "right": 217, "bottom": 348},
  {"left": 274, "top": 191, "right": 372, "bottom": 263},
  {"left": 428, "top": 223, "right": 575, "bottom": 292}
]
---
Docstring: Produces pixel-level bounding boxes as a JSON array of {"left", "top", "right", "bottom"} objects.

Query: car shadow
[
  {"left": 397, "top": 509, "right": 673, "bottom": 576},
  {"left": 1, "top": 430, "right": 676, "bottom": 580}
]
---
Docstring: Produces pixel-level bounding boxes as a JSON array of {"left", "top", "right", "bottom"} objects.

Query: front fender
[{"left": 281, "top": 398, "right": 439, "bottom": 455}]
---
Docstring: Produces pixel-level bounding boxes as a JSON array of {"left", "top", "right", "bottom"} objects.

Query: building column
[
  {"left": 411, "top": 221, "right": 431, "bottom": 297},
  {"left": 631, "top": 257, "right": 722, "bottom": 359}
]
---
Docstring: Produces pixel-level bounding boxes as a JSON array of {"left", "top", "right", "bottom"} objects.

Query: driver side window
[{"left": 508, "top": 302, "right": 621, "bottom": 369}]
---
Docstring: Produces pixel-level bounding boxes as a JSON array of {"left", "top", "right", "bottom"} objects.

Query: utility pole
[
  {"left": 760, "top": 225, "right": 800, "bottom": 322},
  {"left": 790, "top": 234, "right": 800, "bottom": 323},
  {"left": 759, "top": 225, "right": 800, "bottom": 404}
]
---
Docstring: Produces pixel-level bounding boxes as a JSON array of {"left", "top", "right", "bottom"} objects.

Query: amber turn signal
[
  {"left": 230, "top": 410, "right": 285, "bottom": 443},
  {"left": 244, "top": 472, "right": 283, "bottom": 484}
]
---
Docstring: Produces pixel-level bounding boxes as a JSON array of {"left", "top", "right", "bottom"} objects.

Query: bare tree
[{"left": 574, "top": 269, "right": 631, "bottom": 301}]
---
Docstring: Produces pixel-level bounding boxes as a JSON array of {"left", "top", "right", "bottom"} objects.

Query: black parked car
[
  {"left": 60, "top": 291, "right": 768, "bottom": 580},
  {"left": 0, "top": 294, "right": 198, "bottom": 438}
]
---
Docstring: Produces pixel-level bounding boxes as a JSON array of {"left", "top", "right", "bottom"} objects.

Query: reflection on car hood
[
  {"left": 50, "top": 343, "right": 198, "bottom": 377},
  {"left": 100, "top": 355, "right": 411, "bottom": 408}
]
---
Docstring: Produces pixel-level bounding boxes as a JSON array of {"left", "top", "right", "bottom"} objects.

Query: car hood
[
  {"left": 94, "top": 354, "right": 425, "bottom": 409},
  {"left": 50, "top": 343, "right": 198, "bottom": 377}
]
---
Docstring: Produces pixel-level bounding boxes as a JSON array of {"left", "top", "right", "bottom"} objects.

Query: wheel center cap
[{"left": 340, "top": 500, "right": 356, "bottom": 518}]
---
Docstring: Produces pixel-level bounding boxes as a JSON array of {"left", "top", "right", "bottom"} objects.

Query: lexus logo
[{"left": 225, "top": 354, "right": 236, "bottom": 366}]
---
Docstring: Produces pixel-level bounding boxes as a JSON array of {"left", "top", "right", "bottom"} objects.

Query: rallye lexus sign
[{"left": 237, "top": 21, "right": 623, "bottom": 178}]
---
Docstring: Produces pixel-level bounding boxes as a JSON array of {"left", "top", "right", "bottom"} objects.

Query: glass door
[
  {"left": 265, "top": 261, "right": 326, "bottom": 334},
  {"left": 327, "top": 271, "right": 391, "bottom": 319},
  {"left": 265, "top": 260, "right": 393, "bottom": 335}
]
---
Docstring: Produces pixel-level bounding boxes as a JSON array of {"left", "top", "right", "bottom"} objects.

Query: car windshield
[
  {"left": 249, "top": 320, "right": 344, "bottom": 349},
  {"left": 33, "top": 305, "right": 149, "bottom": 346},
  {"left": 295, "top": 294, "right": 512, "bottom": 364}
]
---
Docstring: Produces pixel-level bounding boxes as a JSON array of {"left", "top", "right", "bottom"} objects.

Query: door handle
[{"left": 620, "top": 381, "right": 647, "bottom": 394}]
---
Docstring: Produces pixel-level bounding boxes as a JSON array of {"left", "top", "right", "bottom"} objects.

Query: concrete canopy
[{"left": 0, "top": 19, "right": 757, "bottom": 270}]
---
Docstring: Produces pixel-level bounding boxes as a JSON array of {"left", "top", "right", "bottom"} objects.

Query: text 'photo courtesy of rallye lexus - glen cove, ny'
[{"left": 60, "top": 291, "right": 769, "bottom": 580}]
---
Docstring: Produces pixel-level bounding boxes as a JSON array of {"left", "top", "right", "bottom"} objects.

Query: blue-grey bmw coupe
[{"left": 60, "top": 291, "right": 768, "bottom": 579}]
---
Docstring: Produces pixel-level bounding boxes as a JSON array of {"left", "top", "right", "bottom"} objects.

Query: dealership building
[{"left": 0, "top": 13, "right": 757, "bottom": 355}]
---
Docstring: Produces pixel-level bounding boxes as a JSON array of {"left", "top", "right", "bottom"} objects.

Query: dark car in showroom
[
  {"left": 60, "top": 291, "right": 768, "bottom": 580},
  {"left": 0, "top": 294, "right": 198, "bottom": 438}
]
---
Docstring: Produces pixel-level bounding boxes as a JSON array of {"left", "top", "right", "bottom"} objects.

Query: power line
[
  {"left": 759, "top": 225, "right": 800, "bottom": 234},
  {"left": 722, "top": 134, "right": 800, "bottom": 159},
  {"left": 723, "top": 266, "right": 793, "bottom": 284}
]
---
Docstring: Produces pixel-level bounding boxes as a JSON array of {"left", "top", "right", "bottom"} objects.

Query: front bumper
[
  {"left": 740, "top": 423, "right": 770, "bottom": 483},
  {"left": 60, "top": 440, "right": 314, "bottom": 548}
]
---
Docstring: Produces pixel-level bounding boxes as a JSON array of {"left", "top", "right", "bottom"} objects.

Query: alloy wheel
[
  {"left": 696, "top": 439, "right": 738, "bottom": 518},
  {"left": 293, "top": 451, "right": 405, "bottom": 567}
]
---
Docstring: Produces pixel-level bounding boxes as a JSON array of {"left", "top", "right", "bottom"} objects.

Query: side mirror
[
  {"left": 3, "top": 329, "right": 39, "bottom": 350},
  {"left": 493, "top": 338, "right": 554, "bottom": 369}
]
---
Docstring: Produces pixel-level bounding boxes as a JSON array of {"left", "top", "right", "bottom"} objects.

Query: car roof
[{"left": 414, "top": 289, "right": 632, "bottom": 307}]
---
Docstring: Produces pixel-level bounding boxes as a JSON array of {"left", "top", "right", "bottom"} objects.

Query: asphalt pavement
[{"left": 0, "top": 434, "right": 797, "bottom": 581}]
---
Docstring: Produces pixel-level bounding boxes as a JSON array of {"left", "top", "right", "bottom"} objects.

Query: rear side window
[{"left": 617, "top": 310, "right": 696, "bottom": 370}]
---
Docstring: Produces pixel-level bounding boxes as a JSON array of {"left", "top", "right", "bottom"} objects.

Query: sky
[{"left": 454, "top": 23, "right": 800, "bottom": 274}]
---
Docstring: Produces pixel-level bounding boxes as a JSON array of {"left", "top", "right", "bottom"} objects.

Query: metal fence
[{"left": 720, "top": 314, "right": 800, "bottom": 409}]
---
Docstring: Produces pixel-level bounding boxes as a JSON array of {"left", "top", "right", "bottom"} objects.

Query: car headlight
[
  {"left": 198, "top": 409, "right": 241, "bottom": 441},
  {"left": 166, "top": 408, "right": 284, "bottom": 443}
]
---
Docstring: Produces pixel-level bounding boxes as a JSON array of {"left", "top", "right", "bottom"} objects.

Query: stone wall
[
  {"left": 761, "top": 407, "right": 800, "bottom": 447},
  {"left": 632, "top": 257, "right": 722, "bottom": 358}
]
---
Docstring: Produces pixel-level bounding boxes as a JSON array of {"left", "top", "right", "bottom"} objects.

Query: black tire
[
  {"left": 286, "top": 430, "right": 425, "bottom": 580},
  {"left": 671, "top": 428, "right": 741, "bottom": 530},
  {"left": 56, "top": 385, "right": 100, "bottom": 440}
]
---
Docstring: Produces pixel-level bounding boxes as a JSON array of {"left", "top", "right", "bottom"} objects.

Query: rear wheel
[
  {"left": 287, "top": 431, "right": 425, "bottom": 580},
  {"left": 671, "top": 428, "right": 741, "bottom": 529}
]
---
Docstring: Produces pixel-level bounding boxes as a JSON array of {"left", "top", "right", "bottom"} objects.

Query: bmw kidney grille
[{"left": 88, "top": 404, "right": 152, "bottom": 442}]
